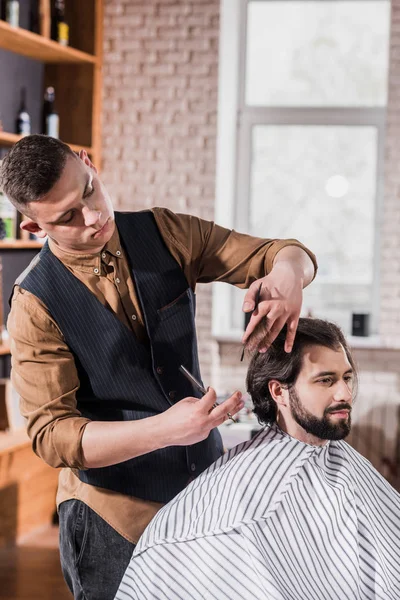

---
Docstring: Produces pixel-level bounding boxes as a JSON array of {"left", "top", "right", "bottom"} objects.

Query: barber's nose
[{"left": 82, "top": 206, "right": 101, "bottom": 227}]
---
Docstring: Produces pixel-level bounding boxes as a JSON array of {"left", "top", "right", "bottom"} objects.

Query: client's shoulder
[{"left": 135, "top": 425, "right": 312, "bottom": 554}]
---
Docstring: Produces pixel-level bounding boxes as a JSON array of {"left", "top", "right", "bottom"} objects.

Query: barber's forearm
[
  {"left": 79, "top": 387, "right": 243, "bottom": 469},
  {"left": 81, "top": 415, "right": 168, "bottom": 469},
  {"left": 272, "top": 245, "right": 316, "bottom": 288}
]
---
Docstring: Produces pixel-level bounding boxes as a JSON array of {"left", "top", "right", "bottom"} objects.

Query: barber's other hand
[
  {"left": 160, "top": 388, "right": 244, "bottom": 447},
  {"left": 242, "top": 261, "right": 303, "bottom": 353}
]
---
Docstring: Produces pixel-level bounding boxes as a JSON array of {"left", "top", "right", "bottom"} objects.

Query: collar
[{"left": 48, "top": 225, "right": 123, "bottom": 275}]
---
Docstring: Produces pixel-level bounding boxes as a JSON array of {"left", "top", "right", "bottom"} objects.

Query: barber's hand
[
  {"left": 242, "top": 261, "right": 303, "bottom": 353},
  {"left": 161, "top": 388, "right": 244, "bottom": 447}
]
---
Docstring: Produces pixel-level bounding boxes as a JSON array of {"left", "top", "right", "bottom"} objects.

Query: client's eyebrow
[{"left": 312, "top": 368, "right": 353, "bottom": 379}]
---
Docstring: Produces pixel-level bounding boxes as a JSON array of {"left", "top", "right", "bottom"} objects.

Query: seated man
[{"left": 115, "top": 318, "right": 400, "bottom": 600}]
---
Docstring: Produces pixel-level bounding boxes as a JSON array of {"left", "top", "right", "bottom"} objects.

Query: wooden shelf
[
  {"left": 0, "top": 428, "right": 29, "bottom": 454},
  {"left": 0, "top": 131, "right": 92, "bottom": 154},
  {"left": 0, "top": 20, "right": 98, "bottom": 64},
  {"left": 0, "top": 240, "right": 43, "bottom": 250},
  {"left": 0, "top": 343, "right": 10, "bottom": 356}
]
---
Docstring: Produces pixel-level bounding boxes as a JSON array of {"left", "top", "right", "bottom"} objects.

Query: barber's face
[
  {"left": 287, "top": 345, "right": 354, "bottom": 441},
  {"left": 21, "top": 152, "right": 115, "bottom": 254}
]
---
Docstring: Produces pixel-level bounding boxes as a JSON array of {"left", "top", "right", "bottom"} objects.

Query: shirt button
[
  {"left": 169, "top": 391, "right": 176, "bottom": 400},
  {"left": 156, "top": 366, "right": 163, "bottom": 375},
  {"left": 115, "top": 278, "right": 121, "bottom": 284},
  {"left": 101, "top": 252, "right": 106, "bottom": 259},
  {"left": 190, "top": 463, "right": 196, "bottom": 472},
  {"left": 116, "top": 250, "right": 121, "bottom": 256},
  {"left": 131, "top": 314, "right": 137, "bottom": 321},
  {"left": 93, "top": 268, "right": 99, "bottom": 275}
]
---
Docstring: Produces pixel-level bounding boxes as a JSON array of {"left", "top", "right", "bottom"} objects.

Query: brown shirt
[{"left": 7, "top": 207, "right": 317, "bottom": 544}]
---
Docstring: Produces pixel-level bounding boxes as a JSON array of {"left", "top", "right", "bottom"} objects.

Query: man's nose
[
  {"left": 333, "top": 380, "right": 352, "bottom": 403},
  {"left": 82, "top": 206, "right": 101, "bottom": 227}
]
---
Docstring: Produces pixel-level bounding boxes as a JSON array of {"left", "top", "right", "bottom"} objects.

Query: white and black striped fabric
[{"left": 115, "top": 424, "right": 400, "bottom": 600}]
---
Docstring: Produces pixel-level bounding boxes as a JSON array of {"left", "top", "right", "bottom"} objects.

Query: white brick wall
[
  {"left": 102, "top": 0, "right": 400, "bottom": 484},
  {"left": 381, "top": 1, "right": 400, "bottom": 345}
]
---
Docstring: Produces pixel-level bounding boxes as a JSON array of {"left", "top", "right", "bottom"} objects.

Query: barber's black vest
[{"left": 18, "top": 211, "right": 223, "bottom": 502}]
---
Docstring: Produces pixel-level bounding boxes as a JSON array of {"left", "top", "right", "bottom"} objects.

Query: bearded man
[{"left": 115, "top": 318, "right": 400, "bottom": 600}]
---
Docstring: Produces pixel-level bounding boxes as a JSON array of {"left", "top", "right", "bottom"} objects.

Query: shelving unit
[
  {"left": 0, "top": 131, "right": 92, "bottom": 155},
  {"left": 0, "top": 19, "right": 98, "bottom": 64},
  {"left": 0, "top": 0, "right": 103, "bottom": 165},
  {"left": 0, "top": 1, "right": 104, "bottom": 545},
  {"left": 0, "top": 240, "right": 43, "bottom": 250}
]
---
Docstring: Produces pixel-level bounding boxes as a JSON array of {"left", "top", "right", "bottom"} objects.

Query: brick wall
[
  {"left": 102, "top": 0, "right": 220, "bottom": 381},
  {"left": 381, "top": 1, "right": 400, "bottom": 341}
]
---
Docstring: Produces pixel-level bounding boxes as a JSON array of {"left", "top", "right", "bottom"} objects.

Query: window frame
[{"left": 213, "top": 0, "right": 387, "bottom": 340}]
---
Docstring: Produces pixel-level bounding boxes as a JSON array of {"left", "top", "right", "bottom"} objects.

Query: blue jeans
[{"left": 59, "top": 500, "right": 135, "bottom": 600}]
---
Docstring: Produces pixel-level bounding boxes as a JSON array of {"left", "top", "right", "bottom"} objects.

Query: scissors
[
  {"left": 240, "top": 281, "right": 263, "bottom": 361},
  {"left": 179, "top": 365, "right": 237, "bottom": 423}
]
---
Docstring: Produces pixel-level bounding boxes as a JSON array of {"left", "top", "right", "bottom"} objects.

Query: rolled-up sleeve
[
  {"left": 7, "top": 287, "right": 90, "bottom": 469},
  {"left": 152, "top": 208, "right": 317, "bottom": 289}
]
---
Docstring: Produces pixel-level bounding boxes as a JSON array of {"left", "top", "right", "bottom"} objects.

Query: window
[{"left": 213, "top": 0, "right": 390, "bottom": 339}]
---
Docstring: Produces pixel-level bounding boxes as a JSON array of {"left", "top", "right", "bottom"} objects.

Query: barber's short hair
[
  {"left": 246, "top": 318, "right": 357, "bottom": 425},
  {"left": 0, "top": 134, "right": 76, "bottom": 213}
]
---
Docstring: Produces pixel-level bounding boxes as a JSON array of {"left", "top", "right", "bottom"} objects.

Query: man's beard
[{"left": 288, "top": 388, "right": 351, "bottom": 441}]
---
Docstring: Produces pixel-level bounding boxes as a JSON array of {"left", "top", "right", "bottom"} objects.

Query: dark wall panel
[
  {"left": 0, "top": 2, "right": 44, "bottom": 136},
  {"left": 0, "top": 49, "right": 44, "bottom": 135}
]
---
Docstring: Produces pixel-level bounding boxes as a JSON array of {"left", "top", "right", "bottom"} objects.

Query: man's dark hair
[
  {"left": 246, "top": 318, "right": 358, "bottom": 424},
  {"left": 0, "top": 134, "right": 76, "bottom": 213}
]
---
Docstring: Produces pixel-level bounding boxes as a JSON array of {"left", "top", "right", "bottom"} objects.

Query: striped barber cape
[{"left": 115, "top": 424, "right": 400, "bottom": 600}]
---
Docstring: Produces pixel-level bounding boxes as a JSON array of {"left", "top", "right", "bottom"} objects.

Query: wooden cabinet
[
  {"left": 0, "top": 430, "right": 59, "bottom": 546},
  {"left": 0, "top": 363, "right": 59, "bottom": 546}
]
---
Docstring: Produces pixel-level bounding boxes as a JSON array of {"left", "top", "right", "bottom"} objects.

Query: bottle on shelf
[
  {"left": 42, "top": 86, "right": 60, "bottom": 139},
  {"left": 51, "top": 0, "right": 69, "bottom": 46},
  {"left": 16, "top": 87, "right": 31, "bottom": 137},
  {"left": 5, "top": 0, "right": 19, "bottom": 27}
]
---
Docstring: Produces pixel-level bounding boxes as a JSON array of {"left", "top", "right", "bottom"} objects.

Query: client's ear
[{"left": 268, "top": 380, "right": 289, "bottom": 408}]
